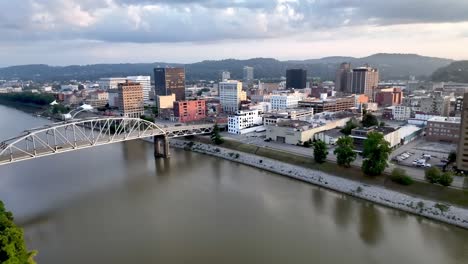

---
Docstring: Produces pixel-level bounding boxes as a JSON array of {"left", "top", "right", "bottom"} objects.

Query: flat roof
[{"left": 427, "top": 116, "right": 461, "bottom": 123}]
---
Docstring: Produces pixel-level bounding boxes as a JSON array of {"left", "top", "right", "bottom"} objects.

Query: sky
[{"left": 1, "top": 0, "right": 468, "bottom": 66}]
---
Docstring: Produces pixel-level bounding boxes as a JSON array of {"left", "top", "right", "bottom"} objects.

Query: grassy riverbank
[{"left": 193, "top": 136, "right": 468, "bottom": 208}]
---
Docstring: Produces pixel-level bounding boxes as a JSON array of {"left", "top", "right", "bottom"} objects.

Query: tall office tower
[
  {"left": 351, "top": 66, "right": 379, "bottom": 101},
  {"left": 154, "top": 67, "right": 186, "bottom": 101},
  {"left": 457, "top": 93, "right": 468, "bottom": 171},
  {"left": 243, "top": 66, "right": 254, "bottom": 82},
  {"left": 286, "top": 69, "right": 307, "bottom": 89},
  {"left": 118, "top": 81, "right": 144, "bottom": 118},
  {"left": 335, "top": 62, "right": 352, "bottom": 92},
  {"left": 221, "top": 71, "right": 231, "bottom": 81},
  {"left": 219, "top": 80, "right": 244, "bottom": 113},
  {"left": 126, "top": 76, "right": 151, "bottom": 101}
]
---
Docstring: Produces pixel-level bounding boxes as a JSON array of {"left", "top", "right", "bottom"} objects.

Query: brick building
[
  {"left": 298, "top": 96, "right": 355, "bottom": 113},
  {"left": 375, "top": 87, "right": 403, "bottom": 107},
  {"left": 173, "top": 99, "right": 206, "bottom": 123}
]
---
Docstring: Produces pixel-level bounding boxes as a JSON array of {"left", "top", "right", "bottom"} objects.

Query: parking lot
[{"left": 391, "top": 139, "right": 456, "bottom": 170}]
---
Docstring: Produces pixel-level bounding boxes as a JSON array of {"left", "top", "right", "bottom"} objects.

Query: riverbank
[
  {"left": 170, "top": 139, "right": 468, "bottom": 229},
  {"left": 0, "top": 99, "right": 47, "bottom": 114}
]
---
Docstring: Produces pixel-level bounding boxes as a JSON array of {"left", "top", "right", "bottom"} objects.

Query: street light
[{"left": 63, "top": 104, "right": 94, "bottom": 120}]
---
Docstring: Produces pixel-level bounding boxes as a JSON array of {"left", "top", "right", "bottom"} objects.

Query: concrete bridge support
[{"left": 154, "top": 135, "right": 170, "bottom": 158}]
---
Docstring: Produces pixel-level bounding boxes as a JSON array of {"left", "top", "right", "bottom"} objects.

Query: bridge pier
[{"left": 154, "top": 135, "right": 170, "bottom": 159}]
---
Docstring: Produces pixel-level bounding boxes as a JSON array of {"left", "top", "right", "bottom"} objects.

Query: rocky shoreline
[{"left": 170, "top": 139, "right": 468, "bottom": 229}]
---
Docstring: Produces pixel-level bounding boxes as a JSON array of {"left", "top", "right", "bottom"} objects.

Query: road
[{"left": 221, "top": 132, "right": 467, "bottom": 189}]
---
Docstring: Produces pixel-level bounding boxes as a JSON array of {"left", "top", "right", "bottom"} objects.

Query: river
[{"left": 0, "top": 104, "right": 467, "bottom": 264}]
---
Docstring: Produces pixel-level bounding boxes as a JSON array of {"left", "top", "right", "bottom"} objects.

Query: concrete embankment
[{"left": 170, "top": 139, "right": 468, "bottom": 229}]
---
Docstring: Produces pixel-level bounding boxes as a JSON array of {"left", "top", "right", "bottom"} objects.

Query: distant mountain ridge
[
  {"left": 0, "top": 53, "right": 453, "bottom": 82},
  {"left": 432, "top": 61, "right": 468, "bottom": 82}
]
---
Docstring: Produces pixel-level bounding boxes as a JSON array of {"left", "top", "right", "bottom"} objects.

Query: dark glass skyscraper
[
  {"left": 153, "top": 67, "right": 186, "bottom": 101},
  {"left": 286, "top": 69, "right": 307, "bottom": 89}
]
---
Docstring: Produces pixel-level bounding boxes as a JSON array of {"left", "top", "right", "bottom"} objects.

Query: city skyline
[{"left": 1, "top": 0, "right": 468, "bottom": 66}]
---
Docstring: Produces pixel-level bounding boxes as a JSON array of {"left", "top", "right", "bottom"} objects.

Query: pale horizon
[{"left": 1, "top": 0, "right": 468, "bottom": 66}]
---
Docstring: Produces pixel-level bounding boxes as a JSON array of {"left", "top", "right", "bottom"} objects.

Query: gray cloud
[{"left": 1, "top": 0, "right": 468, "bottom": 44}]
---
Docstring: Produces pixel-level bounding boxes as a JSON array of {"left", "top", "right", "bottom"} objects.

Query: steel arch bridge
[{"left": 0, "top": 117, "right": 214, "bottom": 166}]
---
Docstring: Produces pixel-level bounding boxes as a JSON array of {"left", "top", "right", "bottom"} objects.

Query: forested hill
[
  {"left": 432, "top": 61, "right": 468, "bottom": 82},
  {"left": 0, "top": 53, "right": 453, "bottom": 82}
]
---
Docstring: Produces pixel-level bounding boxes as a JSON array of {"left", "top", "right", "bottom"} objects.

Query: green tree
[
  {"left": 340, "top": 120, "right": 358, "bottom": 135},
  {"left": 438, "top": 172, "right": 454, "bottom": 187},
  {"left": 0, "top": 201, "right": 36, "bottom": 264},
  {"left": 390, "top": 168, "right": 414, "bottom": 185},
  {"left": 379, "top": 121, "right": 386, "bottom": 127},
  {"left": 362, "top": 113, "right": 379, "bottom": 127},
  {"left": 334, "top": 136, "right": 356, "bottom": 167},
  {"left": 211, "top": 123, "right": 224, "bottom": 145},
  {"left": 140, "top": 115, "right": 155, "bottom": 123},
  {"left": 313, "top": 140, "right": 328, "bottom": 163},
  {"left": 448, "top": 151, "right": 457, "bottom": 164},
  {"left": 425, "top": 167, "right": 442, "bottom": 184},
  {"left": 362, "top": 132, "right": 391, "bottom": 176}
]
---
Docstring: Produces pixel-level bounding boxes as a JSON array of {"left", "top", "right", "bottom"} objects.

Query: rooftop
[{"left": 427, "top": 116, "right": 461, "bottom": 123}]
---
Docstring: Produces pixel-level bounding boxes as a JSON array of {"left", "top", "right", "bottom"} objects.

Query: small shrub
[
  {"left": 438, "top": 172, "right": 454, "bottom": 187},
  {"left": 425, "top": 167, "right": 442, "bottom": 184},
  {"left": 235, "top": 153, "right": 240, "bottom": 159},
  {"left": 356, "top": 186, "right": 363, "bottom": 193},
  {"left": 390, "top": 168, "right": 414, "bottom": 185},
  {"left": 434, "top": 203, "right": 450, "bottom": 213},
  {"left": 259, "top": 160, "right": 263, "bottom": 163}
]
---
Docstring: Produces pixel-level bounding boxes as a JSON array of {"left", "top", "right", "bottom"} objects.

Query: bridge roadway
[{"left": 0, "top": 117, "right": 214, "bottom": 166}]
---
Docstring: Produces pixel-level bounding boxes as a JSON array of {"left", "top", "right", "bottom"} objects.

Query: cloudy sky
[{"left": 1, "top": 0, "right": 468, "bottom": 66}]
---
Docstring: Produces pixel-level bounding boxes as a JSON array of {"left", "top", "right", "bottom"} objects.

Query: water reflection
[
  {"left": 311, "top": 187, "right": 325, "bottom": 213},
  {"left": 333, "top": 194, "right": 353, "bottom": 230},
  {"left": 358, "top": 203, "right": 383, "bottom": 246}
]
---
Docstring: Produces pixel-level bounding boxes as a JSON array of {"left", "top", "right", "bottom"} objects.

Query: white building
[
  {"left": 221, "top": 71, "right": 231, "bottom": 81},
  {"left": 243, "top": 66, "right": 254, "bottom": 82},
  {"left": 108, "top": 91, "right": 119, "bottom": 108},
  {"left": 393, "top": 105, "right": 411, "bottom": 120},
  {"left": 249, "top": 102, "right": 272, "bottom": 113},
  {"left": 97, "top": 77, "right": 127, "bottom": 90},
  {"left": 270, "top": 93, "right": 304, "bottom": 110},
  {"left": 61, "top": 84, "right": 79, "bottom": 91},
  {"left": 228, "top": 109, "right": 263, "bottom": 134},
  {"left": 127, "top": 76, "right": 151, "bottom": 101},
  {"left": 219, "top": 80, "right": 244, "bottom": 113}
]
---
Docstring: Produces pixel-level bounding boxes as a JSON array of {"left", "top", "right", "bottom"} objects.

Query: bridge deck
[{"left": 0, "top": 118, "right": 214, "bottom": 166}]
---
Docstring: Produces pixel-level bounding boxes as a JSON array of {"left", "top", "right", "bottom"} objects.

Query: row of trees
[
  {"left": 0, "top": 92, "right": 55, "bottom": 106},
  {"left": 313, "top": 132, "right": 392, "bottom": 176}
]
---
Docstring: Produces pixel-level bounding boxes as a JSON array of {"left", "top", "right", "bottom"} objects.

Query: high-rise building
[
  {"left": 221, "top": 71, "right": 231, "bottom": 81},
  {"left": 118, "top": 81, "right": 144, "bottom": 118},
  {"left": 243, "top": 66, "right": 254, "bottom": 82},
  {"left": 126, "top": 76, "right": 151, "bottom": 101},
  {"left": 350, "top": 66, "right": 379, "bottom": 101},
  {"left": 219, "top": 80, "right": 244, "bottom": 113},
  {"left": 286, "top": 69, "right": 307, "bottom": 89},
  {"left": 154, "top": 67, "right": 186, "bottom": 101},
  {"left": 457, "top": 93, "right": 468, "bottom": 171},
  {"left": 335, "top": 63, "right": 352, "bottom": 92}
]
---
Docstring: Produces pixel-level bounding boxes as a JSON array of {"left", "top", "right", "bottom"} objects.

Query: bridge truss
[{"left": 0, "top": 117, "right": 213, "bottom": 166}]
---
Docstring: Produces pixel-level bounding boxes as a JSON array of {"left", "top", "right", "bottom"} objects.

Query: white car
[{"left": 424, "top": 163, "right": 432, "bottom": 168}]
